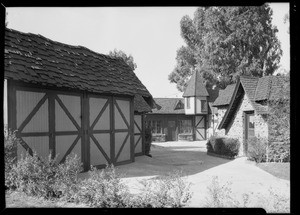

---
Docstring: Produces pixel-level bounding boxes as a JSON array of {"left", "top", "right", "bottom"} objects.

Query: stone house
[{"left": 212, "top": 75, "right": 286, "bottom": 155}]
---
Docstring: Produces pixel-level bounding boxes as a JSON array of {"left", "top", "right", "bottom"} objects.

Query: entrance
[
  {"left": 244, "top": 111, "right": 255, "bottom": 155},
  {"left": 167, "top": 120, "right": 176, "bottom": 141}
]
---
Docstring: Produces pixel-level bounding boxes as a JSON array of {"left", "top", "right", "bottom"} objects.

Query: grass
[{"left": 256, "top": 162, "right": 290, "bottom": 180}]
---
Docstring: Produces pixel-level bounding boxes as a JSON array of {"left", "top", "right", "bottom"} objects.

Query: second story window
[
  {"left": 186, "top": 97, "right": 190, "bottom": 109},
  {"left": 201, "top": 100, "right": 207, "bottom": 112}
]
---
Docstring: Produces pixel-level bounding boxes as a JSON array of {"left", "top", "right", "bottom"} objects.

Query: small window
[
  {"left": 179, "top": 120, "right": 192, "bottom": 134},
  {"left": 201, "top": 100, "right": 207, "bottom": 112},
  {"left": 186, "top": 97, "right": 190, "bottom": 109},
  {"left": 150, "top": 120, "right": 162, "bottom": 134}
]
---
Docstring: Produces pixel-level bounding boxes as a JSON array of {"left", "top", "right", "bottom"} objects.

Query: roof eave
[{"left": 217, "top": 79, "right": 241, "bottom": 130}]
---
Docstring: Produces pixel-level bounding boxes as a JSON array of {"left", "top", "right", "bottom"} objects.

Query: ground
[{"left": 102, "top": 141, "right": 290, "bottom": 209}]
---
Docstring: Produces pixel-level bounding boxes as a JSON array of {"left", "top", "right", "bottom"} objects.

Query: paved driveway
[{"left": 116, "top": 141, "right": 290, "bottom": 209}]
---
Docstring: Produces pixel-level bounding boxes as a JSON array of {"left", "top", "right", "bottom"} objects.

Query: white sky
[{"left": 6, "top": 4, "right": 290, "bottom": 98}]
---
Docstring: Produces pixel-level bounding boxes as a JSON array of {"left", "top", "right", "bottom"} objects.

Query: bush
[
  {"left": 74, "top": 167, "right": 191, "bottom": 208},
  {"left": 131, "top": 170, "right": 192, "bottom": 208},
  {"left": 267, "top": 142, "right": 290, "bottom": 162},
  {"left": 207, "top": 136, "right": 240, "bottom": 158},
  {"left": 247, "top": 137, "right": 267, "bottom": 163},
  {"left": 5, "top": 150, "right": 82, "bottom": 200},
  {"left": 205, "top": 175, "right": 290, "bottom": 213},
  {"left": 4, "top": 127, "right": 19, "bottom": 188},
  {"left": 74, "top": 165, "right": 130, "bottom": 208}
]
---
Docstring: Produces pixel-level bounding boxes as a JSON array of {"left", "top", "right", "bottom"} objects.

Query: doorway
[
  {"left": 167, "top": 120, "right": 176, "bottom": 141},
  {"left": 244, "top": 111, "right": 255, "bottom": 155}
]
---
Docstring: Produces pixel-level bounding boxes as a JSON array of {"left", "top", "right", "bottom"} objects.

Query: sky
[{"left": 6, "top": 4, "right": 290, "bottom": 99}]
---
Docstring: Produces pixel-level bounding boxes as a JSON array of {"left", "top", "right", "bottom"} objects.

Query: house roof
[
  {"left": 149, "top": 98, "right": 185, "bottom": 114},
  {"left": 212, "top": 84, "right": 236, "bottom": 106},
  {"left": 4, "top": 28, "right": 152, "bottom": 102},
  {"left": 218, "top": 75, "right": 286, "bottom": 129},
  {"left": 134, "top": 95, "right": 152, "bottom": 113},
  {"left": 182, "top": 70, "right": 209, "bottom": 97},
  {"left": 254, "top": 75, "right": 285, "bottom": 101}
]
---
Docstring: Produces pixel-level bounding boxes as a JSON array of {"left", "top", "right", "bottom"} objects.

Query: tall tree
[
  {"left": 109, "top": 49, "right": 137, "bottom": 71},
  {"left": 169, "top": 5, "right": 282, "bottom": 91}
]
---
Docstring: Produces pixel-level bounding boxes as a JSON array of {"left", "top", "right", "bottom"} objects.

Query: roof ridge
[{"left": 6, "top": 27, "right": 118, "bottom": 62}]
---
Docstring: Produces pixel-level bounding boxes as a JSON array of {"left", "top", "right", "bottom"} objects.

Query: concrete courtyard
[{"left": 115, "top": 141, "right": 290, "bottom": 209}]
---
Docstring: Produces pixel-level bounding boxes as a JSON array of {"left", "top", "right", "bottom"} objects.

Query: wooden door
[
  {"left": 134, "top": 114, "right": 143, "bottom": 156},
  {"left": 113, "top": 97, "right": 133, "bottom": 165},
  {"left": 167, "top": 120, "right": 176, "bottom": 141},
  {"left": 244, "top": 112, "right": 255, "bottom": 154},
  {"left": 88, "top": 95, "right": 112, "bottom": 167},
  {"left": 195, "top": 115, "right": 206, "bottom": 140}
]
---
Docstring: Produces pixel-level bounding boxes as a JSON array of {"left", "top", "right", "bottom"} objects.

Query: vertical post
[
  {"left": 82, "top": 92, "right": 90, "bottom": 171},
  {"left": 110, "top": 97, "right": 115, "bottom": 164},
  {"left": 7, "top": 80, "right": 17, "bottom": 159},
  {"left": 130, "top": 97, "right": 135, "bottom": 162},
  {"left": 141, "top": 114, "right": 145, "bottom": 155},
  {"left": 48, "top": 92, "right": 55, "bottom": 159}
]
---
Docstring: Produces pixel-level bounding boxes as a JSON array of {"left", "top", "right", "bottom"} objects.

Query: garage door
[
  {"left": 14, "top": 88, "right": 83, "bottom": 164},
  {"left": 11, "top": 85, "right": 134, "bottom": 170}
]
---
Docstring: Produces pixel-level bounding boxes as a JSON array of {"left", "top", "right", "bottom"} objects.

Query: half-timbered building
[{"left": 4, "top": 28, "right": 153, "bottom": 171}]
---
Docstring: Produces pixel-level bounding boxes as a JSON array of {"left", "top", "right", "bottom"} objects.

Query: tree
[
  {"left": 169, "top": 5, "right": 282, "bottom": 91},
  {"left": 108, "top": 49, "right": 137, "bottom": 71}
]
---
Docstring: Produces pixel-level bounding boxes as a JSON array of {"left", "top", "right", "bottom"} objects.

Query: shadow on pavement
[{"left": 116, "top": 143, "right": 232, "bottom": 179}]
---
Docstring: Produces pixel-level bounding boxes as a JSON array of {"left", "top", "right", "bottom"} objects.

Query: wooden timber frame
[
  {"left": 134, "top": 113, "right": 145, "bottom": 156},
  {"left": 7, "top": 80, "right": 135, "bottom": 172}
]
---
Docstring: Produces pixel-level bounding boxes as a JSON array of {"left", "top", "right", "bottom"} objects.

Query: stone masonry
[{"left": 215, "top": 93, "right": 268, "bottom": 156}]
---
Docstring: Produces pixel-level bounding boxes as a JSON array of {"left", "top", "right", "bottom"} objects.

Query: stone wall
[
  {"left": 215, "top": 107, "right": 227, "bottom": 136},
  {"left": 226, "top": 93, "right": 253, "bottom": 155},
  {"left": 215, "top": 93, "right": 269, "bottom": 156}
]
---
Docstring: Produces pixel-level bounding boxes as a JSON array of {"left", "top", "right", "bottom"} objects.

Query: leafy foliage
[
  {"left": 247, "top": 137, "right": 267, "bottom": 163},
  {"left": 131, "top": 171, "right": 192, "bottom": 208},
  {"left": 207, "top": 135, "right": 240, "bottom": 158},
  {"left": 205, "top": 175, "right": 290, "bottom": 213},
  {"left": 4, "top": 126, "right": 18, "bottom": 176},
  {"left": 169, "top": 5, "right": 282, "bottom": 91},
  {"left": 109, "top": 49, "right": 137, "bottom": 71},
  {"left": 5, "top": 149, "right": 82, "bottom": 199},
  {"left": 267, "top": 73, "right": 290, "bottom": 162},
  {"left": 74, "top": 165, "right": 130, "bottom": 208}
]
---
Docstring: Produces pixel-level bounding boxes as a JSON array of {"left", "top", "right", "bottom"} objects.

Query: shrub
[
  {"left": 5, "top": 149, "right": 82, "bottom": 200},
  {"left": 4, "top": 127, "right": 19, "bottom": 188},
  {"left": 130, "top": 170, "right": 192, "bottom": 208},
  {"left": 267, "top": 142, "right": 290, "bottom": 162},
  {"left": 74, "top": 165, "right": 130, "bottom": 208},
  {"left": 207, "top": 135, "right": 240, "bottom": 158},
  {"left": 205, "top": 176, "right": 239, "bottom": 207},
  {"left": 247, "top": 137, "right": 267, "bottom": 163},
  {"left": 204, "top": 175, "right": 290, "bottom": 213}
]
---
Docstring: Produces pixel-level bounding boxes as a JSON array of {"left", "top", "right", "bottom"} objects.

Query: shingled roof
[
  {"left": 134, "top": 95, "right": 152, "bottom": 113},
  {"left": 149, "top": 98, "right": 185, "bottom": 114},
  {"left": 212, "top": 84, "right": 236, "bottom": 107},
  {"left": 4, "top": 28, "right": 152, "bottom": 103},
  {"left": 182, "top": 70, "right": 209, "bottom": 97},
  {"left": 217, "top": 75, "right": 286, "bottom": 129}
]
